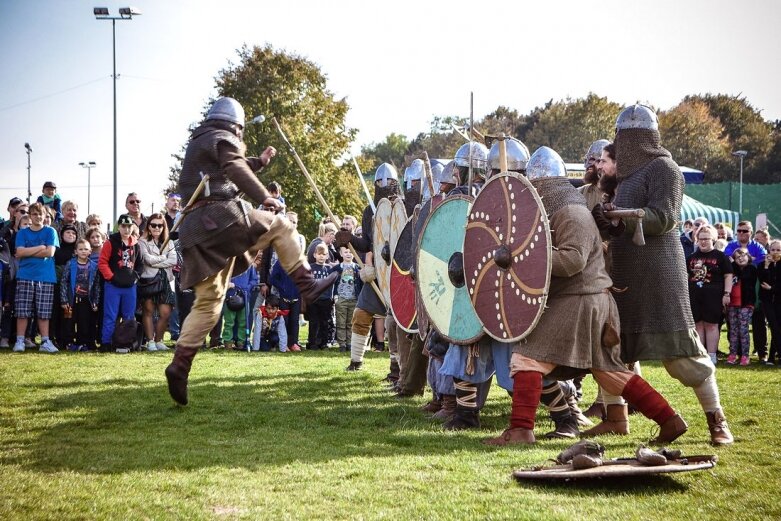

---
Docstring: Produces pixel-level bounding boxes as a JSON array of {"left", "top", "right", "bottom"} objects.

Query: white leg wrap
[
  {"left": 602, "top": 390, "right": 626, "bottom": 406},
  {"left": 693, "top": 374, "right": 722, "bottom": 413},
  {"left": 350, "top": 332, "right": 368, "bottom": 363}
]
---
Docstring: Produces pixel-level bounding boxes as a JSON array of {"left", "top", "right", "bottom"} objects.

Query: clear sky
[{"left": 1, "top": 0, "right": 779, "bottom": 224}]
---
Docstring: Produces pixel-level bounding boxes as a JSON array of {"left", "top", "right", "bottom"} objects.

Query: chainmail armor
[
  {"left": 614, "top": 128, "right": 671, "bottom": 180},
  {"left": 531, "top": 177, "right": 587, "bottom": 217}
]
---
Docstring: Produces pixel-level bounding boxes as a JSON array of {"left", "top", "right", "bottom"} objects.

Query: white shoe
[
  {"left": 39, "top": 339, "right": 59, "bottom": 353},
  {"left": 0, "top": 337, "right": 9, "bottom": 348},
  {"left": 115, "top": 348, "right": 130, "bottom": 354},
  {"left": 12, "top": 339, "right": 25, "bottom": 352},
  {"left": 146, "top": 340, "right": 157, "bottom": 352},
  {"left": 155, "top": 342, "right": 169, "bottom": 351},
  {"left": 24, "top": 338, "right": 36, "bottom": 348}
]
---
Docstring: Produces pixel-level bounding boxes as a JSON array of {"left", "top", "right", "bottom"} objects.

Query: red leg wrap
[
  {"left": 621, "top": 375, "right": 675, "bottom": 425},
  {"left": 509, "top": 371, "right": 543, "bottom": 430}
]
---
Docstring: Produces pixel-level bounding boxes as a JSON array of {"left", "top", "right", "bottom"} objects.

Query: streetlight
[
  {"left": 732, "top": 150, "right": 747, "bottom": 216},
  {"left": 24, "top": 143, "right": 32, "bottom": 203},
  {"left": 79, "top": 161, "right": 97, "bottom": 214},
  {"left": 93, "top": 6, "right": 141, "bottom": 224}
]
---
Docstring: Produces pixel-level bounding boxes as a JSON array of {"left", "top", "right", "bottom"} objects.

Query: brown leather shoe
[
  {"left": 420, "top": 400, "right": 442, "bottom": 413},
  {"left": 706, "top": 409, "right": 734, "bottom": 446},
  {"left": 581, "top": 404, "right": 629, "bottom": 437},
  {"left": 483, "top": 428, "right": 536, "bottom": 446},
  {"left": 582, "top": 401, "right": 607, "bottom": 419},
  {"left": 431, "top": 394, "right": 456, "bottom": 422},
  {"left": 650, "top": 413, "right": 688, "bottom": 444}
]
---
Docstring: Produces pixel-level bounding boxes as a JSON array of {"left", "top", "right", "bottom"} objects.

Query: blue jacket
[
  {"left": 270, "top": 262, "right": 300, "bottom": 301},
  {"left": 724, "top": 239, "right": 767, "bottom": 267},
  {"left": 60, "top": 258, "right": 101, "bottom": 307},
  {"left": 230, "top": 266, "right": 259, "bottom": 295}
]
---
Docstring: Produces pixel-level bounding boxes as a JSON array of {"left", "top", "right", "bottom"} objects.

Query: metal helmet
[
  {"left": 434, "top": 160, "right": 457, "bottom": 186},
  {"left": 404, "top": 159, "right": 425, "bottom": 190},
  {"left": 427, "top": 160, "right": 444, "bottom": 196},
  {"left": 488, "top": 137, "right": 531, "bottom": 172},
  {"left": 454, "top": 142, "right": 489, "bottom": 170},
  {"left": 206, "top": 97, "right": 245, "bottom": 127},
  {"left": 584, "top": 139, "right": 611, "bottom": 169},
  {"left": 374, "top": 163, "right": 399, "bottom": 187},
  {"left": 525, "top": 146, "right": 568, "bottom": 180},
  {"left": 616, "top": 104, "right": 658, "bottom": 131}
]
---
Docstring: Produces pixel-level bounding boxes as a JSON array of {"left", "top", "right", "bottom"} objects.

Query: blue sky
[{"left": 1, "top": 0, "right": 779, "bottom": 224}]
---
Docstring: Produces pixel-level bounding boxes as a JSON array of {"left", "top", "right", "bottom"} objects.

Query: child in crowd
[
  {"left": 269, "top": 256, "right": 302, "bottom": 352},
  {"left": 306, "top": 243, "right": 336, "bottom": 350},
  {"left": 60, "top": 239, "right": 100, "bottom": 351},
  {"left": 727, "top": 248, "right": 758, "bottom": 365},
  {"left": 86, "top": 228, "right": 105, "bottom": 263},
  {"left": 333, "top": 245, "right": 361, "bottom": 352},
  {"left": 222, "top": 264, "right": 259, "bottom": 350},
  {"left": 759, "top": 240, "right": 781, "bottom": 365},
  {"left": 252, "top": 294, "right": 288, "bottom": 352},
  {"left": 36, "top": 181, "right": 63, "bottom": 222},
  {"left": 54, "top": 224, "right": 79, "bottom": 347}
]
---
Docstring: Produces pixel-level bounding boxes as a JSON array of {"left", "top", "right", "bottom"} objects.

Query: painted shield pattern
[
  {"left": 390, "top": 216, "right": 418, "bottom": 333},
  {"left": 463, "top": 172, "right": 551, "bottom": 342},
  {"left": 372, "top": 198, "right": 394, "bottom": 307},
  {"left": 413, "top": 194, "right": 446, "bottom": 338},
  {"left": 416, "top": 195, "right": 483, "bottom": 345}
]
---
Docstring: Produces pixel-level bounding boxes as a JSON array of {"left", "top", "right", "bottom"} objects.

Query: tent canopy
[{"left": 681, "top": 194, "right": 738, "bottom": 229}]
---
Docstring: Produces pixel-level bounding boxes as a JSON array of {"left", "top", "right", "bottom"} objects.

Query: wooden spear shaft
[
  {"left": 272, "top": 117, "right": 386, "bottom": 306},
  {"left": 160, "top": 173, "right": 209, "bottom": 252}
]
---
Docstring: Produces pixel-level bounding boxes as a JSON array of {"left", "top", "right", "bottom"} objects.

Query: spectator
[
  {"left": 86, "top": 228, "right": 105, "bottom": 262},
  {"left": 306, "top": 222, "right": 338, "bottom": 265},
  {"left": 305, "top": 242, "right": 336, "bottom": 350},
  {"left": 86, "top": 214, "right": 104, "bottom": 231},
  {"left": 726, "top": 247, "right": 758, "bottom": 365},
  {"left": 36, "top": 181, "right": 63, "bottom": 222},
  {"left": 0, "top": 205, "right": 30, "bottom": 348},
  {"left": 270, "top": 254, "right": 302, "bottom": 352},
  {"left": 138, "top": 213, "right": 177, "bottom": 352},
  {"left": 98, "top": 215, "right": 142, "bottom": 351},
  {"left": 120, "top": 192, "right": 148, "bottom": 234},
  {"left": 41, "top": 206, "right": 55, "bottom": 227},
  {"left": 162, "top": 193, "right": 181, "bottom": 240},
  {"left": 252, "top": 294, "right": 288, "bottom": 352},
  {"left": 680, "top": 216, "right": 708, "bottom": 258},
  {"left": 60, "top": 239, "right": 100, "bottom": 351},
  {"left": 725, "top": 220, "right": 766, "bottom": 266},
  {"left": 222, "top": 264, "right": 259, "bottom": 350},
  {"left": 3, "top": 197, "right": 24, "bottom": 229},
  {"left": 1, "top": 200, "right": 27, "bottom": 243},
  {"left": 267, "top": 181, "right": 286, "bottom": 207},
  {"left": 12, "top": 203, "right": 59, "bottom": 353},
  {"left": 687, "top": 225, "right": 733, "bottom": 364},
  {"left": 758, "top": 240, "right": 781, "bottom": 365},
  {"left": 752, "top": 228, "right": 772, "bottom": 361},
  {"left": 714, "top": 222, "right": 733, "bottom": 242},
  {"left": 333, "top": 245, "right": 361, "bottom": 352},
  {"left": 54, "top": 201, "right": 89, "bottom": 240},
  {"left": 53, "top": 223, "right": 79, "bottom": 347}
]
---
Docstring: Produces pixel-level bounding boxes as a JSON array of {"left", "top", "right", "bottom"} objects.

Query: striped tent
[{"left": 681, "top": 194, "right": 738, "bottom": 229}]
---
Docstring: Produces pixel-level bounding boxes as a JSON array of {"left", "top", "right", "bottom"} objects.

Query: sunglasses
[
  {"left": 148, "top": 222, "right": 164, "bottom": 229},
  {"left": 17, "top": 209, "right": 28, "bottom": 215},
  {"left": 128, "top": 200, "right": 141, "bottom": 205},
  {"left": 737, "top": 229, "right": 751, "bottom": 233}
]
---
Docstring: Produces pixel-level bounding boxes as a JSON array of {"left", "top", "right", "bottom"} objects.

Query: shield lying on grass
[{"left": 512, "top": 455, "right": 717, "bottom": 481}]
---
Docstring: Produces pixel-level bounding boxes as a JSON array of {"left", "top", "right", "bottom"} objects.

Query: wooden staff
[
  {"left": 605, "top": 207, "right": 646, "bottom": 246},
  {"left": 351, "top": 156, "right": 376, "bottom": 213},
  {"left": 272, "top": 117, "right": 386, "bottom": 306},
  {"left": 420, "top": 151, "right": 436, "bottom": 198},
  {"left": 160, "top": 174, "right": 209, "bottom": 252}
]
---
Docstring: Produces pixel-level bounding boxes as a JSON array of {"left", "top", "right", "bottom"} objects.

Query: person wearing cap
[
  {"left": 1, "top": 198, "right": 25, "bottom": 238},
  {"left": 97, "top": 215, "right": 143, "bottom": 351},
  {"left": 164, "top": 96, "right": 337, "bottom": 405},
  {"left": 36, "top": 181, "right": 63, "bottom": 222}
]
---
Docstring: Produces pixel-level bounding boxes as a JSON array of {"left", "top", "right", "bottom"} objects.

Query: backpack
[{"left": 112, "top": 318, "right": 142, "bottom": 349}]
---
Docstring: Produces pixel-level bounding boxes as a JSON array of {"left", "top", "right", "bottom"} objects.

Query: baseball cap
[
  {"left": 43, "top": 181, "right": 57, "bottom": 189},
  {"left": 117, "top": 215, "right": 133, "bottom": 226},
  {"left": 9, "top": 197, "right": 23, "bottom": 207}
]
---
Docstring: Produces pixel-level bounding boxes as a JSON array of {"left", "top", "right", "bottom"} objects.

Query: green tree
[
  {"left": 170, "top": 44, "right": 363, "bottom": 239},
  {"left": 659, "top": 100, "right": 730, "bottom": 176},
  {"left": 522, "top": 93, "right": 623, "bottom": 162},
  {"left": 359, "top": 133, "right": 410, "bottom": 173}
]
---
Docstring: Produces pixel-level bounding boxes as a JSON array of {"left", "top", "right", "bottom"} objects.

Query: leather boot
[
  {"left": 651, "top": 414, "right": 689, "bottom": 444},
  {"left": 431, "top": 394, "right": 456, "bottom": 422},
  {"left": 544, "top": 415, "right": 580, "bottom": 439},
  {"left": 420, "top": 398, "right": 442, "bottom": 413},
  {"left": 705, "top": 409, "right": 733, "bottom": 446},
  {"left": 345, "top": 360, "right": 363, "bottom": 371},
  {"left": 581, "top": 404, "right": 629, "bottom": 437},
  {"left": 566, "top": 391, "right": 594, "bottom": 427},
  {"left": 165, "top": 345, "right": 199, "bottom": 405},
  {"left": 583, "top": 401, "right": 607, "bottom": 420},
  {"left": 622, "top": 374, "right": 687, "bottom": 444},
  {"left": 289, "top": 264, "right": 339, "bottom": 309},
  {"left": 443, "top": 409, "right": 480, "bottom": 430},
  {"left": 483, "top": 427, "right": 535, "bottom": 446}
]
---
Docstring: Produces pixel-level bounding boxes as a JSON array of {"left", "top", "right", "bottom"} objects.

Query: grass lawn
[{"left": 1, "top": 335, "right": 780, "bottom": 520}]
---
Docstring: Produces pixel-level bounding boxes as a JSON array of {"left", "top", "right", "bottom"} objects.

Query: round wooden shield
[
  {"left": 372, "top": 198, "right": 394, "bottom": 306},
  {"left": 416, "top": 195, "right": 483, "bottom": 345},
  {"left": 513, "top": 455, "right": 717, "bottom": 481},
  {"left": 464, "top": 173, "right": 552, "bottom": 342},
  {"left": 413, "top": 194, "right": 446, "bottom": 338},
  {"left": 390, "top": 218, "right": 417, "bottom": 333}
]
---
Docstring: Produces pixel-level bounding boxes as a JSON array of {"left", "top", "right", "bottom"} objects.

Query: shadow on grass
[{"left": 516, "top": 474, "right": 689, "bottom": 493}]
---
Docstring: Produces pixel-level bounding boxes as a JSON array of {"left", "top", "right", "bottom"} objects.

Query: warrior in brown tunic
[
  {"left": 165, "top": 97, "right": 337, "bottom": 405},
  {"left": 484, "top": 147, "right": 687, "bottom": 446}
]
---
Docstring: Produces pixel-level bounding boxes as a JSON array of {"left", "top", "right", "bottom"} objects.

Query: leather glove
[
  {"left": 359, "top": 264, "right": 376, "bottom": 283},
  {"left": 591, "top": 204, "right": 613, "bottom": 232},
  {"left": 335, "top": 229, "right": 353, "bottom": 247}
]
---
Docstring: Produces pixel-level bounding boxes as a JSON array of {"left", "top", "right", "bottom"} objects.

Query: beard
[
  {"left": 583, "top": 165, "right": 599, "bottom": 184},
  {"left": 598, "top": 174, "right": 618, "bottom": 201}
]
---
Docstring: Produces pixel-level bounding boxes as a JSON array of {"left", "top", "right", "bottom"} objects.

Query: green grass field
[{"left": 1, "top": 338, "right": 780, "bottom": 520}]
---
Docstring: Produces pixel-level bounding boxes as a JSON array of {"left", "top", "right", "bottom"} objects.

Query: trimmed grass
[{"left": 1, "top": 343, "right": 780, "bottom": 520}]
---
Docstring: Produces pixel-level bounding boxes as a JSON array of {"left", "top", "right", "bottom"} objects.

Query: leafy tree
[
  {"left": 359, "top": 133, "right": 410, "bottom": 173},
  {"left": 659, "top": 100, "right": 730, "bottom": 176},
  {"left": 170, "top": 44, "right": 363, "bottom": 239},
  {"left": 522, "top": 93, "right": 623, "bottom": 162}
]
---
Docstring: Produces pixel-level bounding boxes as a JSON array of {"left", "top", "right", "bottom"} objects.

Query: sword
[
  {"left": 160, "top": 174, "right": 210, "bottom": 252},
  {"left": 272, "top": 117, "right": 387, "bottom": 307}
]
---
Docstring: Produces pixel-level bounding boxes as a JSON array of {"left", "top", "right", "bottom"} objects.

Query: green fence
[{"left": 684, "top": 182, "right": 781, "bottom": 234}]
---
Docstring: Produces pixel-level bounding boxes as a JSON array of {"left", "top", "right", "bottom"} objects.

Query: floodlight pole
[
  {"left": 732, "top": 150, "right": 747, "bottom": 216},
  {"left": 24, "top": 143, "right": 32, "bottom": 204},
  {"left": 80, "top": 162, "right": 97, "bottom": 214}
]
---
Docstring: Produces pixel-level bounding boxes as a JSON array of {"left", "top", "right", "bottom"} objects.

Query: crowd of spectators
[
  {"left": 681, "top": 218, "right": 779, "bottom": 365},
  {"left": 0, "top": 181, "right": 371, "bottom": 355}
]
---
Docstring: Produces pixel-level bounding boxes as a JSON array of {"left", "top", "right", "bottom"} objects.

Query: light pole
[
  {"left": 79, "top": 161, "right": 97, "bottom": 214},
  {"left": 732, "top": 150, "right": 747, "bottom": 216},
  {"left": 93, "top": 6, "right": 141, "bottom": 225},
  {"left": 24, "top": 143, "right": 32, "bottom": 203}
]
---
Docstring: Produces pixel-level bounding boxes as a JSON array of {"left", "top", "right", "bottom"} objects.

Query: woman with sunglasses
[{"left": 138, "top": 213, "right": 177, "bottom": 351}]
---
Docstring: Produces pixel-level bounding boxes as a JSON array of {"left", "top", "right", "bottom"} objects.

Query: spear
[{"left": 351, "top": 156, "right": 376, "bottom": 213}]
